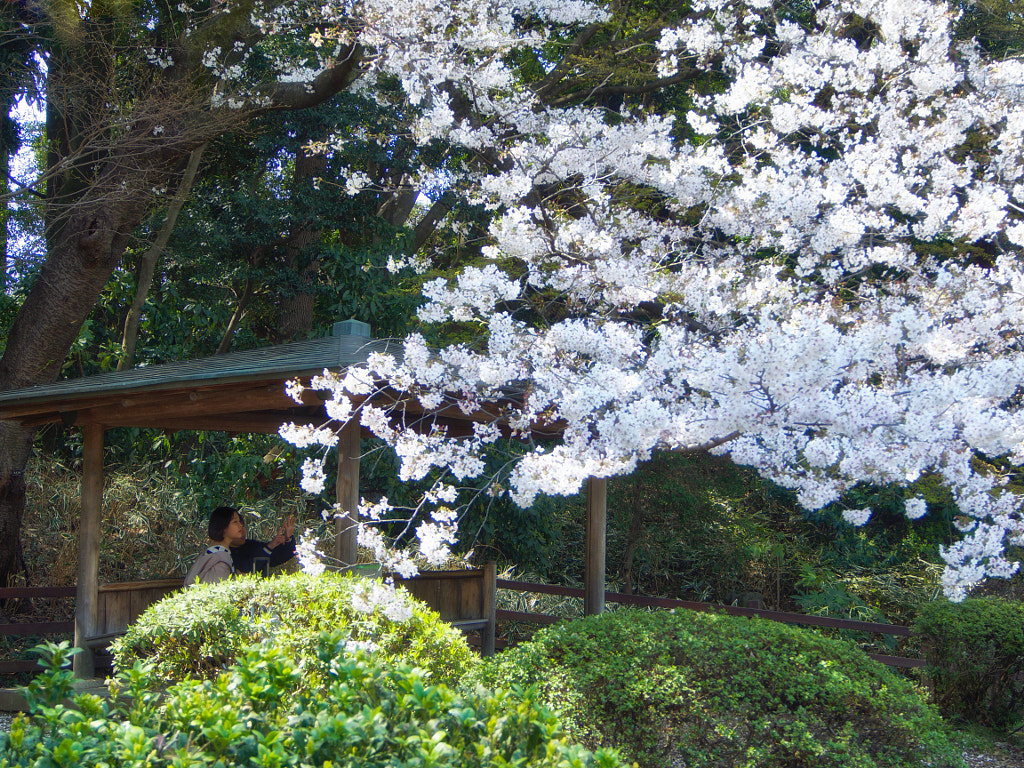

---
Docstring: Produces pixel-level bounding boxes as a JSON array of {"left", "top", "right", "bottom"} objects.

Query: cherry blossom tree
[{"left": 279, "top": 0, "right": 1024, "bottom": 601}]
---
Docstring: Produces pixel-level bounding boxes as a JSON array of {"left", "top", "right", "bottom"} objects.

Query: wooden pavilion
[{"left": 0, "top": 321, "right": 609, "bottom": 676}]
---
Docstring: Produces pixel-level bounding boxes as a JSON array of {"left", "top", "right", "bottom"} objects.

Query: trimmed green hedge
[
  {"left": 469, "top": 608, "right": 965, "bottom": 768},
  {"left": 1, "top": 639, "right": 625, "bottom": 768},
  {"left": 112, "top": 572, "right": 477, "bottom": 689},
  {"left": 914, "top": 597, "right": 1024, "bottom": 729}
]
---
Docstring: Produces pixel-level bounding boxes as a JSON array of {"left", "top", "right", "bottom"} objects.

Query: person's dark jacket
[{"left": 230, "top": 537, "right": 296, "bottom": 574}]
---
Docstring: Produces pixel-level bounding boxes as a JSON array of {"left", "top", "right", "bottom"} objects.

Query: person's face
[{"left": 223, "top": 512, "right": 246, "bottom": 547}]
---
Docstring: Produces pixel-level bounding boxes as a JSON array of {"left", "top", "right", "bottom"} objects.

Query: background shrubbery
[
  {"left": 470, "top": 608, "right": 966, "bottom": 768},
  {"left": 914, "top": 597, "right": 1024, "bottom": 730},
  {"left": 1, "top": 638, "right": 625, "bottom": 768},
  {"left": 113, "top": 572, "right": 478, "bottom": 689}
]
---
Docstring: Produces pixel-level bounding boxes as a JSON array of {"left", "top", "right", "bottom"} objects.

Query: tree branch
[
  {"left": 543, "top": 66, "right": 705, "bottom": 108},
  {"left": 410, "top": 191, "right": 457, "bottom": 253},
  {"left": 117, "top": 142, "right": 208, "bottom": 371},
  {"left": 266, "top": 44, "right": 365, "bottom": 111}
]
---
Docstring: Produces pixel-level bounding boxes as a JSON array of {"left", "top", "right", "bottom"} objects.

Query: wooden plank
[
  {"left": 100, "top": 589, "right": 131, "bottom": 635},
  {"left": 97, "top": 413, "right": 318, "bottom": 434},
  {"left": 75, "top": 384, "right": 310, "bottom": 425},
  {"left": 450, "top": 619, "right": 489, "bottom": 631},
  {"left": 0, "top": 586, "right": 76, "bottom": 599},
  {"left": 99, "top": 579, "right": 183, "bottom": 592},
  {"left": 480, "top": 561, "right": 496, "bottom": 656},
  {"left": 398, "top": 578, "right": 435, "bottom": 608},
  {"left": 74, "top": 423, "right": 103, "bottom": 679},
  {"left": 136, "top": 585, "right": 163, "bottom": 622},
  {"left": 0, "top": 660, "right": 46, "bottom": 674},
  {"left": 129, "top": 589, "right": 147, "bottom": 625},
  {"left": 496, "top": 609, "right": 562, "bottom": 625},
  {"left": 584, "top": 477, "right": 607, "bottom": 616},
  {"left": 335, "top": 419, "right": 360, "bottom": 568},
  {"left": 424, "top": 580, "right": 444, "bottom": 618},
  {"left": 498, "top": 580, "right": 582, "bottom": 597},
  {"left": 0, "top": 621, "right": 75, "bottom": 636},
  {"left": 458, "top": 578, "right": 481, "bottom": 620},
  {"left": 436, "top": 578, "right": 461, "bottom": 621},
  {"left": 496, "top": 579, "right": 911, "bottom": 637}
]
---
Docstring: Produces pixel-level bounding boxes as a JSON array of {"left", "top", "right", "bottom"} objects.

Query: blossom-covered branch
[{"left": 280, "top": 0, "right": 1024, "bottom": 601}]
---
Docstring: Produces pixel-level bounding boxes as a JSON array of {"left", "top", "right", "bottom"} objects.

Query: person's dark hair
[{"left": 209, "top": 506, "right": 240, "bottom": 542}]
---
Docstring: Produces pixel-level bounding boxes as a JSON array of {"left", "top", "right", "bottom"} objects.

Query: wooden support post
[
  {"left": 584, "top": 476, "right": 607, "bottom": 616},
  {"left": 74, "top": 423, "right": 104, "bottom": 679},
  {"left": 334, "top": 419, "right": 361, "bottom": 568},
  {"left": 481, "top": 561, "right": 496, "bottom": 656}
]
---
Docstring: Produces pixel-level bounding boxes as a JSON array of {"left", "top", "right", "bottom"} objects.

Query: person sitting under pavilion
[
  {"left": 184, "top": 506, "right": 244, "bottom": 585},
  {"left": 185, "top": 506, "right": 297, "bottom": 585},
  {"left": 220, "top": 506, "right": 297, "bottom": 575}
]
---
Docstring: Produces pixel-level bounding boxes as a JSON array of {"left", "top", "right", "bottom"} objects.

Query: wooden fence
[
  {"left": 494, "top": 579, "right": 925, "bottom": 669},
  {"left": 0, "top": 575, "right": 924, "bottom": 675},
  {"left": 0, "top": 585, "right": 76, "bottom": 673}
]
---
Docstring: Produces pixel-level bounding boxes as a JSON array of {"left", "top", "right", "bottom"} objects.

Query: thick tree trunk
[
  {"left": 275, "top": 144, "right": 327, "bottom": 341},
  {"left": 0, "top": 195, "right": 145, "bottom": 584},
  {"left": 618, "top": 472, "right": 645, "bottom": 595},
  {"left": 0, "top": 149, "right": 8, "bottom": 293}
]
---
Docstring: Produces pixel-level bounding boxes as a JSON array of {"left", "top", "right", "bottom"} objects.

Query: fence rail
[
  {"left": 495, "top": 578, "right": 924, "bottom": 668},
  {"left": 0, "top": 586, "right": 77, "bottom": 673},
  {"left": 0, "top": 577, "right": 925, "bottom": 675}
]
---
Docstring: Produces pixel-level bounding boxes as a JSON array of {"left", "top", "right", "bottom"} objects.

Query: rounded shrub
[
  {"left": 913, "top": 597, "right": 1024, "bottom": 730},
  {"left": 469, "top": 608, "right": 965, "bottom": 768},
  {"left": 112, "top": 572, "right": 477, "bottom": 689},
  {"left": 2, "top": 639, "right": 626, "bottom": 768}
]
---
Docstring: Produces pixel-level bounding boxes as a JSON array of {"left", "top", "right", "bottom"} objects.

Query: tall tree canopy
[
  {"left": 1, "top": 0, "right": 1022, "bottom": 601},
  {"left": 0, "top": 0, "right": 364, "bottom": 582},
  {"left": 282, "top": 0, "right": 1024, "bottom": 600},
  {"left": 0, "top": 0, "right": 654, "bottom": 584}
]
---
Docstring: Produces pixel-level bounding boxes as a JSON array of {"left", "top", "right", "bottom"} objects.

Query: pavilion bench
[{"left": 395, "top": 561, "right": 497, "bottom": 656}]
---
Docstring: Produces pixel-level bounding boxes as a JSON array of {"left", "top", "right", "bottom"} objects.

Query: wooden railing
[
  {"left": 0, "top": 575, "right": 924, "bottom": 675},
  {"left": 495, "top": 579, "right": 924, "bottom": 669},
  {"left": 0, "top": 586, "right": 77, "bottom": 673},
  {"left": 0, "top": 581, "right": 183, "bottom": 674},
  {"left": 396, "top": 562, "right": 496, "bottom": 656}
]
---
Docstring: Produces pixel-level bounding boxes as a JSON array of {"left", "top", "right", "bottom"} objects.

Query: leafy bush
[
  {"left": 113, "top": 572, "right": 477, "bottom": 689},
  {"left": 0, "top": 639, "right": 625, "bottom": 768},
  {"left": 914, "top": 597, "right": 1024, "bottom": 730},
  {"left": 469, "top": 608, "right": 965, "bottom": 768}
]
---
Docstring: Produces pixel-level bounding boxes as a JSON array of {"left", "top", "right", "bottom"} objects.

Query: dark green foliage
[
  {"left": 542, "top": 452, "right": 952, "bottom": 634},
  {"left": 113, "top": 572, "right": 478, "bottom": 689},
  {"left": 0, "top": 638, "right": 625, "bottom": 768},
  {"left": 914, "top": 598, "right": 1024, "bottom": 730},
  {"left": 470, "top": 609, "right": 965, "bottom": 768}
]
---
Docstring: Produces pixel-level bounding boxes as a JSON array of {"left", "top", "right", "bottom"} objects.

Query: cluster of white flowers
[
  {"left": 296, "top": 529, "right": 327, "bottom": 576},
  {"left": 351, "top": 579, "right": 415, "bottom": 621},
  {"left": 386, "top": 253, "right": 431, "bottom": 274},
  {"left": 344, "top": 171, "right": 372, "bottom": 196},
  {"left": 145, "top": 48, "right": 174, "bottom": 70},
  {"left": 299, "top": 457, "right": 327, "bottom": 493},
  {"left": 842, "top": 509, "right": 873, "bottom": 527},
  {"left": 269, "top": 0, "right": 1024, "bottom": 603},
  {"left": 904, "top": 497, "right": 929, "bottom": 521}
]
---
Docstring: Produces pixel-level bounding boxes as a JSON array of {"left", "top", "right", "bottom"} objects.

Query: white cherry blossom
[{"left": 273, "top": 0, "right": 1024, "bottom": 601}]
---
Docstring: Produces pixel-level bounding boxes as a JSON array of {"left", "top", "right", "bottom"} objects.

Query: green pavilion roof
[{"left": 0, "top": 322, "right": 402, "bottom": 433}]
